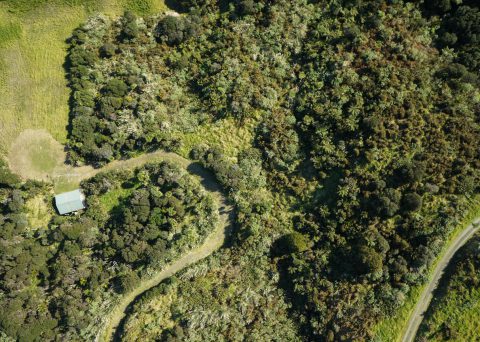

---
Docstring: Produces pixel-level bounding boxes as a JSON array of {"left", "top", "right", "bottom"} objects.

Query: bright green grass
[
  {"left": 2, "top": 0, "right": 166, "bottom": 15},
  {"left": 99, "top": 186, "right": 137, "bottom": 213},
  {"left": 372, "top": 195, "right": 480, "bottom": 342},
  {"left": 1, "top": 0, "right": 98, "bottom": 14},
  {"left": 122, "top": 0, "right": 166, "bottom": 15},
  {"left": 174, "top": 116, "right": 259, "bottom": 160},
  {"left": 372, "top": 285, "right": 422, "bottom": 342},
  {"left": 0, "top": 21, "right": 21, "bottom": 47},
  {"left": 54, "top": 177, "right": 81, "bottom": 193},
  {"left": 0, "top": 0, "right": 166, "bottom": 156},
  {"left": 417, "top": 285, "right": 480, "bottom": 341},
  {"left": 0, "top": 4, "right": 91, "bottom": 154}
]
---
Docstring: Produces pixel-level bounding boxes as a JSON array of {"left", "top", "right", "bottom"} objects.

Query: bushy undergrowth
[
  {"left": 114, "top": 1, "right": 479, "bottom": 340},
  {"left": 66, "top": 12, "right": 202, "bottom": 166}
]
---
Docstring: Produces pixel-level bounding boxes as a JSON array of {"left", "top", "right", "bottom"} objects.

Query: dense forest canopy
[{"left": 1, "top": 0, "right": 480, "bottom": 340}]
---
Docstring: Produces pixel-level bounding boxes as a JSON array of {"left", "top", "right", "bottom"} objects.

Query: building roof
[{"left": 54, "top": 189, "right": 86, "bottom": 215}]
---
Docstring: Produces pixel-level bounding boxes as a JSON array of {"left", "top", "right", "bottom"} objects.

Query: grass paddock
[{"left": 0, "top": 0, "right": 167, "bottom": 155}]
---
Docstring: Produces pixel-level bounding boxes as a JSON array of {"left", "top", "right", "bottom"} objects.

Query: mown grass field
[{"left": 0, "top": 0, "right": 166, "bottom": 155}]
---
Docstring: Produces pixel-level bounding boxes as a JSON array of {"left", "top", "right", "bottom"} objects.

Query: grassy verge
[
  {"left": 173, "top": 116, "right": 260, "bottom": 160},
  {"left": 417, "top": 276, "right": 480, "bottom": 341},
  {"left": 372, "top": 195, "right": 480, "bottom": 341}
]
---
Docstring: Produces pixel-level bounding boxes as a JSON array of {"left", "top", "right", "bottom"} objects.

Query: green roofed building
[{"left": 54, "top": 189, "right": 86, "bottom": 215}]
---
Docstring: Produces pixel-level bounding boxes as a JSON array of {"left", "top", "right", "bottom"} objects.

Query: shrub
[
  {"left": 0, "top": 160, "right": 20, "bottom": 187},
  {"left": 69, "top": 46, "right": 97, "bottom": 67},
  {"left": 99, "top": 43, "right": 116, "bottom": 58},
  {"left": 275, "top": 232, "right": 311, "bottom": 255},
  {"left": 121, "top": 11, "right": 139, "bottom": 41},
  {"left": 103, "top": 79, "right": 128, "bottom": 97},
  {"left": 358, "top": 245, "right": 383, "bottom": 275},
  {"left": 402, "top": 192, "right": 423, "bottom": 212},
  {"left": 236, "top": 0, "right": 258, "bottom": 16},
  {"left": 117, "top": 272, "right": 140, "bottom": 293},
  {"left": 155, "top": 15, "right": 200, "bottom": 46}
]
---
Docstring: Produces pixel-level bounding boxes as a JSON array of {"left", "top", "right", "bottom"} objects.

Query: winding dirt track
[
  {"left": 78, "top": 152, "right": 234, "bottom": 342},
  {"left": 400, "top": 218, "right": 480, "bottom": 342}
]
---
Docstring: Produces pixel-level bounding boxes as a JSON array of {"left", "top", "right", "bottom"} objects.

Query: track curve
[
  {"left": 400, "top": 217, "right": 480, "bottom": 342},
  {"left": 74, "top": 152, "right": 233, "bottom": 342}
]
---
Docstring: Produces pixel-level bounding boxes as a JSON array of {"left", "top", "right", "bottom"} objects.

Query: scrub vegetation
[
  {"left": 64, "top": 0, "right": 480, "bottom": 340},
  {"left": 1, "top": 0, "right": 480, "bottom": 341},
  {"left": 0, "top": 161, "right": 217, "bottom": 340}
]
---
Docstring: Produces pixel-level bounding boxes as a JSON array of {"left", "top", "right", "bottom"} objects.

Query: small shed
[{"left": 54, "top": 189, "right": 86, "bottom": 215}]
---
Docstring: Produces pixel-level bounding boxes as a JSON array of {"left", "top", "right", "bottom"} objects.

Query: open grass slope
[{"left": 0, "top": 0, "right": 166, "bottom": 155}]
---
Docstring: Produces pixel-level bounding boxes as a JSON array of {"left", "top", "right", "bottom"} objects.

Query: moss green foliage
[
  {"left": 0, "top": 161, "right": 217, "bottom": 340},
  {"left": 123, "top": 0, "right": 166, "bottom": 16},
  {"left": 121, "top": 260, "right": 300, "bottom": 341},
  {"left": 430, "top": 2, "right": 480, "bottom": 78},
  {"left": 417, "top": 234, "right": 480, "bottom": 341},
  {"left": 114, "top": 144, "right": 302, "bottom": 341},
  {"left": 278, "top": 1, "right": 480, "bottom": 338},
  {"left": 372, "top": 196, "right": 480, "bottom": 341},
  {"left": 274, "top": 232, "right": 312, "bottom": 255},
  {"left": 66, "top": 12, "right": 198, "bottom": 165},
  {"left": 155, "top": 15, "right": 201, "bottom": 46}
]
